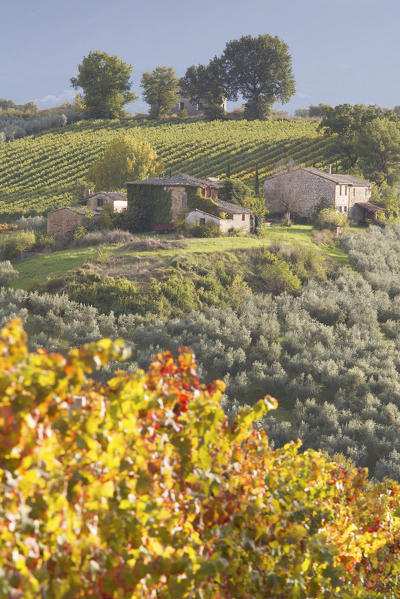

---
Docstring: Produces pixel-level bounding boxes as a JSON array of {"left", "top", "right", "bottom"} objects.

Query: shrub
[
  {"left": 258, "top": 250, "right": 302, "bottom": 294},
  {"left": 0, "top": 230, "right": 36, "bottom": 259},
  {"left": 0, "top": 260, "right": 18, "bottom": 285},
  {"left": 2, "top": 320, "right": 400, "bottom": 598},
  {"left": 315, "top": 207, "right": 348, "bottom": 230},
  {"left": 33, "top": 233, "right": 56, "bottom": 251},
  {"left": 72, "top": 225, "right": 87, "bottom": 241},
  {"left": 16, "top": 215, "right": 47, "bottom": 231},
  {"left": 73, "top": 228, "right": 137, "bottom": 248},
  {"left": 186, "top": 221, "right": 221, "bottom": 237}
]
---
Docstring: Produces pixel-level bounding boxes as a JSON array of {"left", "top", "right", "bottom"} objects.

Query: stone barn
[
  {"left": 47, "top": 207, "right": 101, "bottom": 237},
  {"left": 264, "top": 166, "right": 372, "bottom": 220}
]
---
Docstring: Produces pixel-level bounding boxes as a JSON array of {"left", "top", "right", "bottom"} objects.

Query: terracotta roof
[
  {"left": 49, "top": 206, "right": 102, "bottom": 216},
  {"left": 216, "top": 199, "right": 253, "bottom": 214},
  {"left": 87, "top": 191, "right": 127, "bottom": 200},
  {"left": 303, "top": 167, "right": 371, "bottom": 186},
  {"left": 265, "top": 167, "right": 371, "bottom": 187},
  {"left": 127, "top": 173, "right": 222, "bottom": 188}
]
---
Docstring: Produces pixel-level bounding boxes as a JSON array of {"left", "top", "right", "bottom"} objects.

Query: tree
[
  {"left": 220, "top": 177, "right": 265, "bottom": 230},
  {"left": 356, "top": 117, "right": 400, "bottom": 185},
  {"left": 319, "top": 104, "right": 399, "bottom": 170},
  {"left": 371, "top": 181, "right": 400, "bottom": 215},
  {"left": 319, "top": 104, "right": 378, "bottom": 169},
  {"left": 141, "top": 66, "right": 179, "bottom": 119},
  {"left": 180, "top": 59, "right": 227, "bottom": 119},
  {"left": 219, "top": 34, "right": 295, "bottom": 120},
  {"left": 219, "top": 178, "right": 254, "bottom": 206},
  {"left": 309, "top": 103, "right": 331, "bottom": 118},
  {"left": 70, "top": 51, "right": 137, "bottom": 118},
  {"left": 88, "top": 135, "right": 163, "bottom": 190}
]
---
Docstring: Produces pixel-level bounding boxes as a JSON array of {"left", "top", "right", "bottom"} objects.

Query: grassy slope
[
  {"left": 12, "top": 226, "right": 349, "bottom": 291},
  {"left": 0, "top": 119, "right": 338, "bottom": 215}
]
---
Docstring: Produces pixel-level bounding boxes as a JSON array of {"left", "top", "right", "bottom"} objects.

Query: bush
[
  {"left": 258, "top": 250, "right": 302, "bottom": 294},
  {"left": 16, "top": 215, "right": 46, "bottom": 231},
  {"left": 315, "top": 207, "right": 348, "bottom": 230},
  {"left": 73, "top": 228, "right": 137, "bottom": 248},
  {"left": 0, "top": 230, "right": 36, "bottom": 259},
  {"left": 186, "top": 221, "right": 221, "bottom": 237},
  {"left": 2, "top": 320, "right": 400, "bottom": 598},
  {"left": 0, "top": 260, "right": 18, "bottom": 285},
  {"left": 33, "top": 233, "right": 56, "bottom": 251}
]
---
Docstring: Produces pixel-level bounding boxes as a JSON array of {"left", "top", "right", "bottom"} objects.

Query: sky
[{"left": 1, "top": 0, "right": 400, "bottom": 115}]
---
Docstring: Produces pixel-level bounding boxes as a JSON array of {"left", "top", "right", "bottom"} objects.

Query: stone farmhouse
[
  {"left": 47, "top": 192, "right": 127, "bottom": 236},
  {"left": 127, "top": 173, "right": 253, "bottom": 233},
  {"left": 86, "top": 191, "right": 127, "bottom": 213},
  {"left": 264, "top": 166, "right": 375, "bottom": 221},
  {"left": 173, "top": 90, "right": 227, "bottom": 116}
]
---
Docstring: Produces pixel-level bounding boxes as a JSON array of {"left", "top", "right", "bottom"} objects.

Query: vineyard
[{"left": 0, "top": 118, "right": 338, "bottom": 216}]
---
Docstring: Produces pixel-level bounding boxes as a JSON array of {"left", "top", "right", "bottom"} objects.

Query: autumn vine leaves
[{"left": 1, "top": 319, "right": 400, "bottom": 598}]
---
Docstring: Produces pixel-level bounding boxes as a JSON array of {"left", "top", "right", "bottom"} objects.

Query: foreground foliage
[{"left": 2, "top": 320, "right": 400, "bottom": 598}]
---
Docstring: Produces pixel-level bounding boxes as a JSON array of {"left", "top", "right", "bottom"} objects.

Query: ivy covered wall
[
  {"left": 127, "top": 184, "right": 172, "bottom": 232},
  {"left": 186, "top": 186, "right": 221, "bottom": 217},
  {"left": 126, "top": 183, "right": 223, "bottom": 232}
]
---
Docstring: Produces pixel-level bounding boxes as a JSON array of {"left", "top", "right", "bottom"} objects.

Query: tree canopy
[
  {"left": 356, "top": 117, "right": 400, "bottom": 185},
  {"left": 319, "top": 103, "right": 400, "bottom": 174},
  {"left": 2, "top": 318, "right": 400, "bottom": 598},
  {"left": 180, "top": 59, "right": 227, "bottom": 119},
  {"left": 70, "top": 51, "right": 137, "bottom": 119},
  {"left": 88, "top": 134, "right": 163, "bottom": 190},
  {"left": 141, "top": 66, "right": 179, "bottom": 119},
  {"left": 219, "top": 34, "right": 295, "bottom": 120}
]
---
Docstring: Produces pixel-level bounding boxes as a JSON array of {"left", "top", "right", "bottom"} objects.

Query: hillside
[{"left": 0, "top": 118, "right": 338, "bottom": 216}]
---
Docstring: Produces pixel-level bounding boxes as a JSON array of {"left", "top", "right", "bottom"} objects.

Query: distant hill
[{"left": 0, "top": 118, "right": 338, "bottom": 216}]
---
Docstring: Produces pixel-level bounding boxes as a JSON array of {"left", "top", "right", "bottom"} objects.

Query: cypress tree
[{"left": 255, "top": 164, "right": 260, "bottom": 196}]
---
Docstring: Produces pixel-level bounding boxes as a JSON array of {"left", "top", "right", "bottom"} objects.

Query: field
[
  {"left": 12, "top": 225, "right": 348, "bottom": 290},
  {"left": 0, "top": 118, "right": 338, "bottom": 216}
]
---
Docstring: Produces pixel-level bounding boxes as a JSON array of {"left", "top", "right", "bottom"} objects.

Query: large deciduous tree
[
  {"left": 70, "top": 51, "right": 137, "bottom": 119},
  {"left": 356, "top": 117, "right": 400, "bottom": 185},
  {"left": 220, "top": 34, "right": 295, "bottom": 120},
  {"left": 319, "top": 104, "right": 400, "bottom": 173},
  {"left": 141, "top": 66, "right": 179, "bottom": 119},
  {"left": 180, "top": 59, "right": 227, "bottom": 119},
  {"left": 88, "top": 135, "right": 163, "bottom": 190}
]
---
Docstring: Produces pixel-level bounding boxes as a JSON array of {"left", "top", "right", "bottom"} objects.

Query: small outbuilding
[
  {"left": 352, "top": 202, "right": 387, "bottom": 223},
  {"left": 47, "top": 207, "right": 101, "bottom": 236},
  {"left": 186, "top": 199, "right": 253, "bottom": 233},
  {"left": 86, "top": 191, "right": 127, "bottom": 213}
]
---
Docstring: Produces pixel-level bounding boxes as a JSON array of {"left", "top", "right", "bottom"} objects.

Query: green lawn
[{"left": 12, "top": 225, "right": 349, "bottom": 291}]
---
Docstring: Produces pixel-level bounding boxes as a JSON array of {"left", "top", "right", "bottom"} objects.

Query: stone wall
[
  {"left": 47, "top": 209, "right": 85, "bottom": 236},
  {"left": 169, "top": 186, "right": 188, "bottom": 220},
  {"left": 264, "top": 169, "right": 335, "bottom": 217}
]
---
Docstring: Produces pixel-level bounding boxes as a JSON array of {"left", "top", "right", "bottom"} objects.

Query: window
[
  {"left": 180, "top": 102, "right": 185, "bottom": 111},
  {"left": 242, "top": 213, "right": 246, "bottom": 221},
  {"left": 199, "top": 217, "right": 206, "bottom": 225},
  {"left": 97, "top": 198, "right": 104, "bottom": 207},
  {"left": 344, "top": 206, "right": 347, "bottom": 212}
]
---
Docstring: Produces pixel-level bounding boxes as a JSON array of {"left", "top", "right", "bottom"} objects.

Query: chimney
[{"left": 326, "top": 164, "right": 332, "bottom": 175}]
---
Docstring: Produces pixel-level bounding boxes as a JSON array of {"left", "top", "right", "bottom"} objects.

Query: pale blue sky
[{"left": 1, "top": 0, "right": 399, "bottom": 114}]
